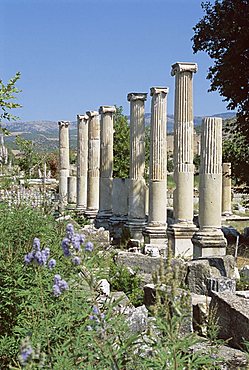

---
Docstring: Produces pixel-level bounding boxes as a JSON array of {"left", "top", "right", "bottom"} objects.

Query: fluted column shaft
[
  {"left": 172, "top": 62, "right": 197, "bottom": 223},
  {"left": 222, "top": 162, "right": 232, "bottom": 215},
  {"left": 148, "top": 87, "right": 168, "bottom": 226},
  {"left": 127, "top": 93, "right": 147, "bottom": 220},
  {"left": 58, "top": 121, "right": 70, "bottom": 204},
  {"left": 77, "top": 114, "right": 88, "bottom": 209},
  {"left": 86, "top": 111, "right": 100, "bottom": 213},
  {"left": 99, "top": 106, "right": 115, "bottom": 214},
  {"left": 199, "top": 117, "right": 223, "bottom": 229}
]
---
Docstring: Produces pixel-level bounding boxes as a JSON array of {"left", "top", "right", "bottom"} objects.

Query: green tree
[
  {"left": 113, "top": 106, "right": 130, "bottom": 178},
  {"left": 0, "top": 72, "right": 22, "bottom": 129},
  {"left": 192, "top": 0, "right": 249, "bottom": 186},
  {"left": 15, "top": 136, "right": 40, "bottom": 177}
]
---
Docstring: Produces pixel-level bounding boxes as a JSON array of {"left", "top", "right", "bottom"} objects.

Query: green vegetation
[
  {"left": 0, "top": 72, "right": 22, "bottom": 129},
  {"left": 113, "top": 106, "right": 130, "bottom": 178},
  {"left": 192, "top": 0, "right": 249, "bottom": 187}
]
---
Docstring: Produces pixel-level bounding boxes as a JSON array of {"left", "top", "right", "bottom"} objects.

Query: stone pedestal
[
  {"left": 109, "top": 178, "right": 129, "bottom": 244},
  {"left": 222, "top": 162, "right": 232, "bottom": 216},
  {"left": 58, "top": 121, "right": 70, "bottom": 209},
  {"left": 76, "top": 114, "right": 88, "bottom": 211},
  {"left": 143, "top": 87, "right": 168, "bottom": 255},
  {"left": 84, "top": 111, "right": 100, "bottom": 221},
  {"left": 67, "top": 176, "right": 77, "bottom": 209},
  {"left": 95, "top": 106, "right": 116, "bottom": 229},
  {"left": 192, "top": 117, "right": 227, "bottom": 258},
  {"left": 167, "top": 62, "right": 198, "bottom": 257},
  {"left": 125, "top": 93, "right": 147, "bottom": 241}
]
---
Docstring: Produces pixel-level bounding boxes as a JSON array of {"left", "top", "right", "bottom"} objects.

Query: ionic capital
[
  {"left": 77, "top": 114, "right": 89, "bottom": 121},
  {"left": 150, "top": 87, "right": 169, "bottom": 96},
  {"left": 58, "top": 120, "right": 70, "bottom": 127},
  {"left": 127, "top": 93, "right": 147, "bottom": 102},
  {"left": 86, "top": 111, "right": 99, "bottom": 118},
  {"left": 99, "top": 106, "right": 116, "bottom": 114},
  {"left": 171, "top": 62, "right": 198, "bottom": 76}
]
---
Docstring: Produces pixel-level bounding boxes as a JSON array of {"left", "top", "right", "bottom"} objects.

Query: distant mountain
[{"left": 3, "top": 112, "right": 235, "bottom": 152}]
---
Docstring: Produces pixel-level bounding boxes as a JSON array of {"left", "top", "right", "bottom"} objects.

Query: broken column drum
[
  {"left": 96, "top": 105, "right": 116, "bottom": 229},
  {"left": 143, "top": 87, "right": 168, "bottom": 250},
  {"left": 76, "top": 114, "right": 88, "bottom": 210},
  {"left": 58, "top": 120, "right": 70, "bottom": 207},
  {"left": 67, "top": 175, "right": 77, "bottom": 209},
  {"left": 192, "top": 117, "right": 227, "bottom": 258},
  {"left": 222, "top": 162, "right": 232, "bottom": 216},
  {"left": 167, "top": 62, "right": 198, "bottom": 258},
  {"left": 84, "top": 111, "right": 100, "bottom": 220},
  {"left": 125, "top": 93, "right": 147, "bottom": 240}
]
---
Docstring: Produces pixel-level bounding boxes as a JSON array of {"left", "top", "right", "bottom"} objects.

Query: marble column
[
  {"left": 143, "top": 87, "right": 168, "bottom": 253},
  {"left": 167, "top": 62, "right": 198, "bottom": 258},
  {"left": 67, "top": 176, "right": 77, "bottom": 209},
  {"left": 84, "top": 111, "right": 100, "bottom": 221},
  {"left": 125, "top": 93, "right": 147, "bottom": 241},
  {"left": 222, "top": 162, "right": 232, "bottom": 216},
  {"left": 96, "top": 106, "right": 116, "bottom": 229},
  {"left": 76, "top": 114, "right": 88, "bottom": 211},
  {"left": 192, "top": 117, "right": 227, "bottom": 258},
  {"left": 58, "top": 120, "right": 70, "bottom": 208}
]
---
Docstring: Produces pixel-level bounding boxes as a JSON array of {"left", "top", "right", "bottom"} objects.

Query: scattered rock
[
  {"left": 97, "top": 279, "right": 110, "bottom": 296},
  {"left": 207, "top": 277, "right": 236, "bottom": 294},
  {"left": 191, "top": 293, "right": 211, "bottom": 335},
  {"left": 240, "top": 265, "right": 249, "bottom": 283}
]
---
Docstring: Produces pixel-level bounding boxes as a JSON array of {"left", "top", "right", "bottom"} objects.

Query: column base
[
  {"left": 167, "top": 222, "right": 198, "bottom": 258},
  {"left": 84, "top": 208, "right": 98, "bottom": 223},
  {"left": 109, "top": 215, "right": 128, "bottom": 245},
  {"left": 124, "top": 218, "right": 147, "bottom": 242},
  {"left": 192, "top": 228, "right": 227, "bottom": 259},
  {"left": 66, "top": 203, "right": 76, "bottom": 210},
  {"left": 143, "top": 225, "right": 167, "bottom": 256},
  {"left": 95, "top": 211, "right": 112, "bottom": 230}
]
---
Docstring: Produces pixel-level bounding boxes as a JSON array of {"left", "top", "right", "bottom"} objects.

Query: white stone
[
  {"left": 144, "top": 245, "right": 160, "bottom": 258},
  {"left": 97, "top": 279, "right": 110, "bottom": 296}
]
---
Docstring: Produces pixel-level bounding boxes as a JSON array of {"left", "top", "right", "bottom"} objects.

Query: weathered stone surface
[
  {"left": 191, "top": 293, "right": 211, "bottom": 335},
  {"left": 125, "top": 305, "right": 148, "bottom": 333},
  {"left": 190, "top": 341, "right": 249, "bottom": 369},
  {"left": 186, "top": 255, "right": 235, "bottom": 295},
  {"left": 240, "top": 265, "right": 249, "bottom": 283},
  {"left": 116, "top": 251, "right": 165, "bottom": 275},
  {"left": 236, "top": 290, "right": 249, "bottom": 299},
  {"left": 207, "top": 277, "right": 236, "bottom": 294},
  {"left": 210, "top": 291, "right": 249, "bottom": 349}
]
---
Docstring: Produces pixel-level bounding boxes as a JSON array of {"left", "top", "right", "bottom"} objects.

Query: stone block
[
  {"left": 207, "top": 277, "right": 236, "bottom": 294},
  {"left": 210, "top": 291, "right": 249, "bottom": 349},
  {"left": 144, "top": 245, "right": 160, "bottom": 258},
  {"left": 191, "top": 294, "right": 211, "bottom": 335},
  {"left": 240, "top": 265, "right": 249, "bottom": 283},
  {"left": 236, "top": 290, "right": 249, "bottom": 299},
  {"left": 116, "top": 251, "right": 165, "bottom": 275},
  {"left": 186, "top": 255, "right": 236, "bottom": 295}
]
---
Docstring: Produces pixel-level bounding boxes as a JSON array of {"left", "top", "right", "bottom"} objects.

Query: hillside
[{"left": 3, "top": 112, "right": 235, "bottom": 152}]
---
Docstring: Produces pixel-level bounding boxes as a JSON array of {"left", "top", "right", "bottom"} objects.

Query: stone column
[
  {"left": 95, "top": 106, "right": 116, "bottom": 229},
  {"left": 67, "top": 176, "right": 77, "bottom": 209},
  {"left": 76, "top": 114, "right": 88, "bottom": 211},
  {"left": 109, "top": 178, "right": 129, "bottom": 244},
  {"left": 58, "top": 121, "right": 70, "bottom": 208},
  {"left": 192, "top": 117, "right": 227, "bottom": 258},
  {"left": 125, "top": 93, "right": 147, "bottom": 241},
  {"left": 222, "top": 162, "right": 232, "bottom": 216},
  {"left": 143, "top": 87, "right": 168, "bottom": 253},
  {"left": 167, "top": 62, "right": 198, "bottom": 258},
  {"left": 84, "top": 111, "right": 100, "bottom": 221}
]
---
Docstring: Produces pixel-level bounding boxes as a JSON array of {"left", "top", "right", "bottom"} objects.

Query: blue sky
[{"left": 0, "top": 0, "right": 229, "bottom": 122}]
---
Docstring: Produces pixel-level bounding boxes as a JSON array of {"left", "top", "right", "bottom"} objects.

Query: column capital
[
  {"left": 127, "top": 93, "right": 147, "bottom": 102},
  {"left": 171, "top": 62, "right": 198, "bottom": 76},
  {"left": 86, "top": 111, "right": 99, "bottom": 118},
  {"left": 77, "top": 114, "right": 89, "bottom": 121},
  {"left": 150, "top": 87, "right": 169, "bottom": 96},
  {"left": 58, "top": 120, "right": 70, "bottom": 127},
  {"left": 99, "top": 106, "right": 116, "bottom": 114}
]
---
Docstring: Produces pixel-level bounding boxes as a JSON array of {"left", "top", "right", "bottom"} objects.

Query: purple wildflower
[
  {"left": 66, "top": 223, "right": 74, "bottom": 239},
  {"left": 24, "top": 252, "right": 33, "bottom": 264},
  {"left": 48, "top": 258, "right": 56, "bottom": 270},
  {"left": 92, "top": 306, "right": 100, "bottom": 315},
  {"left": 35, "top": 251, "right": 43, "bottom": 265},
  {"left": 53, "top": 284, "right": 61, "bottom": 297},
  {"left": 59, "top": 279, "right": 69, "bottom": 291},
  {"left": 85, "top": 241, "right": 93, "bottom": 252},
  {"left": 61, "top": 238, "right": 71, "bottom": 257},
  {"left": 54, "top": 274, "right": 61, "bottom": 284},
  {"left": 79, "top": 234, "right": 85, "bottom": 244},
  {"left": 20, "top": 346, "right": 33, "bottom": 364},
  {"left": 44, "top": 247, "right": 50, "bottom": 257},
  {"left": 32, "top": 237, "right": 40, "bottom": 251},
  {"left": 72, "top": 234, "right": 81, "bottom": 252},
  {"left": 72, "top": 256, "right": 81, "bottom": 265}
]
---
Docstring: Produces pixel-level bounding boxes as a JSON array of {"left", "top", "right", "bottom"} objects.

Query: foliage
[
  {"left": 109, "top": 260, "right": 144, "bottom": 306},
  {"left": 15, "top": 136, "right": 41, "bottom": 177},
  {"left": 113, "top": 106, "right": 130, "bottom": 178},
  {"left": 0, "top": 72, "right": 22, "bottom": 129},
  {"left": 193, "top": 153, "right": 201, "bottom": 172},
  {"left": 46, "top": 151, "right": 59, "bottom": 179},
  {"left": 192, "top": 0, "right": 249, "bottom": 186}
]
